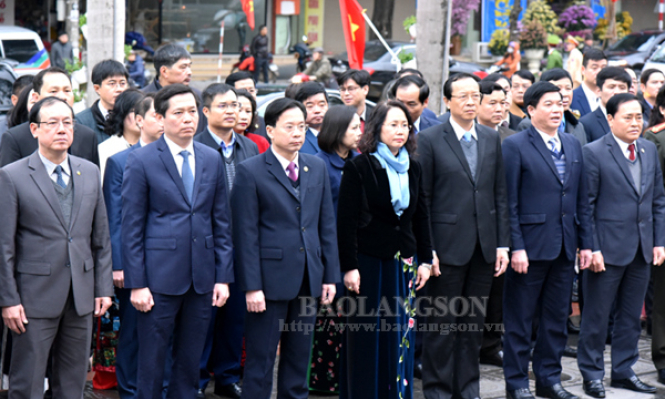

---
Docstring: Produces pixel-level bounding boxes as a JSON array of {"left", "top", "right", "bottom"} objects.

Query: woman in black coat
[{"left": 337, "top": 100, "right": 433, "bottom": 399}]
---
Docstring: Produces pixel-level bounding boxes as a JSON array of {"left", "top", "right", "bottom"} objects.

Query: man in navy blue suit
[
  {"left": 577, "top": 93, "right": 665, "bottom": 398},
  {"left": 571, "top": 48, "right": 607, "bottom": 118},
  {"left": 294, "top": 82, "right": 327, "bottom": 154},
  {"left": 121, "top": 84, "right": 234, "bottom": 399},
  {"left": 391, "top": 74, "right": 441, "bottom": 134},
  {"left": 231, "top": 98, "right": 340, "bottom": 399},
  {"left": 103, "top": 93, "right": 164, "bottom": 399},
  {"left": 502, "top": 81, "right": 594, "bottom": 399},
  {"left": 579, "top": 67, "right": 631, "bottom": 143}
]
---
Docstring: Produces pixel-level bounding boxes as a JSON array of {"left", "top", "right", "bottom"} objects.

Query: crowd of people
[{"left": 1, "top": 40, "right": 665, "bottom": 399}]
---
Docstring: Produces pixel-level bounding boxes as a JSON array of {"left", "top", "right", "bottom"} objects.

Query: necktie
[
  {"left": 548, "top": 138, "right": 560, "bottom": 158},
  {"left": 286, "top": 162, "right": 298, "bottom": 182},
  {"left": 628, "top": 143, "right": 636, "bottom": 162},
  {"left": 360, "top": 118, "right": 365, "bottom": 133},
  {"left": 501, "top": 121, "right": 509, "bottom": 128},
  {"left": 54, "top": 165, "right": 66, "bottom": 189},
  {"left": 180, "top": 150, "right": 194, "bottom": 202},
  {"left": 462, "top": 131, "right": 472, "bottom": 143}
]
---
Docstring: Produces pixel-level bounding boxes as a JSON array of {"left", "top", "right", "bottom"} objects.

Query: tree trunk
[
  {"left": 370, "top": 0, "right": 395, "bottom": 40},
  {"left": 86, "top": 0, "right": 123, "bottom": 106},
  {"left": 509, "top": 3, "right": 522, "bottom": 42},
  {"left": 416, "top": 0, "right": 447, "bottom": 113}
]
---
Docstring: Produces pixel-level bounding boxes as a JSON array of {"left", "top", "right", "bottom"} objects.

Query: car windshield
[
  {"left": 2, "top": 40, "right": 39, "bottom": 63},
  {"left": 608, "top": 33, "right": 657, "bottom": 52},
  {"left": 652, "top": 44, "right": 665, "bottom": 62}
]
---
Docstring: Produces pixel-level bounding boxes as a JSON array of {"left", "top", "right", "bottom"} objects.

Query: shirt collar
[
  {"left": 449, "top": 117, "right": 477, "bottom": 141},
  {"left": 38, "top": 152, "right": 70, "bottom": 178},
  {"left": 207, "top": 128, "right": 237, "bottom": 149},
  {"left": 582, "top": 82, "right": 598, "bottom": 106},
  {"left": 359, "top": 106, "right": 367, "bottom": 121},
  {"left": 600, "top": 105, "right": 607, "bottom": 118},
  {"left": 97, "top": 101, "right": 110, "bottom": 119},
  {"left": 163, "top": 134, "right": 195, "bottom": 159},
  {"left": 309, "top": 127, "right": 319, "bottom": 137},
  {"left": 414, "top": 116, "right": 421, "bottom": 132},
  {"left": 271, "top": 146, "right": 299, "bottom": 172},
  {"left": 535, "top": 128, "right": 561, "bottom": 151},
  {"left": 138, "top": 138, "right": 148, "bottom": 148},
  {"left": 612, "top": 133, "right": 637, "bottom": 158}
]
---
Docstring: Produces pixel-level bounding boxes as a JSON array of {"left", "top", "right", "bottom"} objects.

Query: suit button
[
  {"left": 191, "top": 212, "right": 195, "bottom": 216},
  {"left": 395, "top": 226, "right": 401, "bottom": 231},
  {"left": 296, "top": 207, "right": 301, "bottom": 212},
  {"left": 299, "top": 247, "right": 305, "bottom": 252},
  {"left": 474, "top": 190, "right": 478, "bottom": 193},
  {"left": 562, "top": 192, "right": 566, "bottom": 196},
  {"left": 193, "top": 237, "right": 197, "bottom": 242},
  {"left": 68, "top": 237, "right": 73, "bottom": 242},
  {"left": 65, "top": 263, "right": 70, "bottom": 268},
  {"left": 562, "top": 213, "right": 566, "bottom": 217},
  {"left": 301, "top": 227, "right": 306, "bottom": 232}
]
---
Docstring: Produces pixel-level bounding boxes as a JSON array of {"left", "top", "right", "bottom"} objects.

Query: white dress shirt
[
  {"left": 98, "top": 101, "right": 110, "bottom": 120},
  {"left": 39, "top": 152, "right": 71, "bottom": 186},
  {"left": 164, "top": 135, "right": 196, "bottom": 178},
  {"left": 309, "top": 128, "right": 319, "bottom": 137},
  {"left": 449, "top": 117, "right": 477, "bottom": 141},
  {"left": 271, "top": 147, "right": 299, "bottom": 179},
  {"left": 413, "top": 116, "right": 421, "bottom": 133},
  {"left": 581, "top": 82, "right": 600, "bottom": 112},
  {"left": 535, "top": 128, "right": 561, "bottom": 152},
  {"left": 98, "top": 135, "right": 132, "bottom": 179},
  {"left": 612, "top": 134, "right": 637, "bottom": 161}
]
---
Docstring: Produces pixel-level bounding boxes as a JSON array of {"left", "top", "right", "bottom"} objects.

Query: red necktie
[
  {"left": 628, "top": 144, "right": 636, "bottom": 162},
  {"left": 360, "top": 118, "right": 365, "bottom": 134}
]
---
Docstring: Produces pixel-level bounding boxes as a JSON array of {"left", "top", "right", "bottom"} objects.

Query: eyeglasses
[
  {"left": 277, "top": 123, "right": 307, "bottom": 133},
  {"left": 451, "top": 93, "right": 482, "bottom": 102},
  {"left": 214, "top": 102, "right": 240, "bottom": 111},
  {"left": 104, "top": 80, "right": 128, "bottom": 89},
  {"left": 339, "top": 85, "right": 360, "bottom": 94},
  {"left": 36, "top": 120, "right": 75, "bottom": 130},
  {"left": 383, "top": 122, "right": 411, "bottom": 132}
]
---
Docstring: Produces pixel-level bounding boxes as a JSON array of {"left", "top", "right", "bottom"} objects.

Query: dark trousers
[
  {"left": 481, "top": 273, "right": 505, "bottom": 357},
  {"left": 241, "top": 281, "right": 314, "bottom": 399},
  {"left": 652, "top": 263, "right": 665, "bottom": 370},
  {"left": 199, "top": 282, "right": 246, "bottom": 389},
  {"left": 422, "top": 246, "right": 494, "bottom": 399},
  {"left": 578, "top": 254, "right": 650, "bottom": 380},
  {"left": 9, "top": 291, "right": 92, "bottom": 399},
  {"left": 254, "top": 57, "right": 269, "bottom": 83},
  {"left": 137, "top": 286, "right": 210, "bottom": 399},
  {"left": 503, "top": 250, "right": 574, "bottom": 390}
]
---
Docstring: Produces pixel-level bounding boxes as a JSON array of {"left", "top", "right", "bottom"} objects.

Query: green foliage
[
  {"left": 523, "top": 0, "right": 558, "bottom": 34},
  {"left": 403, "top": 15, "right": 416, "bottom": 33},
  {"left": 124, "top": 44, "right": 132, "bottom": 59},
  {"left": 520, "top": 20, "right": 548, "bottom": 50},
  {"left": 64, "top": 58, "right": 83, "bottom": 74},
  {"left": 398, "top": 51, "right": 414, "bottom": 64},
  {"left": 73, "top": 88, "right": 83, "bottom": 104},
  {"left": 79, "top": 14, "right": 86, "bottom": 28},
  {"left": 488, "top": 30, "right": 509, "bottom": 56}
]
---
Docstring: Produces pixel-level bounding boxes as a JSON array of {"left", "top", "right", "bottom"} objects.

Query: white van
[{"left": 0, "top": 26, "right": 50, "bottom": 77}]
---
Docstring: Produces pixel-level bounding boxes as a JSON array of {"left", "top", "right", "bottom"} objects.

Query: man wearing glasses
[
  {"left": 0, "top": 97, "right": 113, "bottom": 399},
  {"left": 418, "top": 72, "right": 510, "bottom": 399},
  {"left": 338, "top": 69, "right": 374, "bottom": 132},
  {"left": 193, "top": 83, "right": 258, "bottom": 399},
  {"left": 231, "top": 98, "right": 339, "bottom": 399}
]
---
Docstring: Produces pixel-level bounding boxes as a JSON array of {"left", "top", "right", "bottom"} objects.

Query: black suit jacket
[
  {"left": 580, "top": 107, "right": 610, "bottom": 143},
  {"left": 0, "top": 121, "right": 99, "bottom": 167},
  {"left": 416, "top": 121, "right": 510, "bottom": 266},
  {"left": 337, "top": 153, "right": 433, "bottom": 272},
  {"left": 141, "top": 79, "right": 207, "bottom": 134},
  {"left": 508, "top": 113, "right": 523, "bottom": 131}
]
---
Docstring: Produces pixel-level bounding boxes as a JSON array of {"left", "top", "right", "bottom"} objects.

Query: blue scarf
[{"left": 371, "top": 142, "right": 410, "bottom": 217}]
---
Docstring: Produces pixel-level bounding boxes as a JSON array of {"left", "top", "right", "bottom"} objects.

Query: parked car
[
  {"left": 256, "top": 89, "right": 376, "bottom": 118},
  {"left": 606, "top": 30, "right": 665, "bottom": 73},
  {"left": 0, "top": 26, "right": 51, "bottom": 77},
  {"left": 328, "top": 40, "right": 484, "bottom": 102},
  {"left": 643, "top": 42, "right": 665, "bottom": 76}
]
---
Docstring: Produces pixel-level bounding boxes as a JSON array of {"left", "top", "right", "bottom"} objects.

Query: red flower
[{"left": 409, "top": 318, "right": 415, "bottom": 328}]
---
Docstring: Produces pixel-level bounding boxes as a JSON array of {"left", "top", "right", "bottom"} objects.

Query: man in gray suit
[{"left": 0, "top": 97, "right": 113, "bottom": 399}]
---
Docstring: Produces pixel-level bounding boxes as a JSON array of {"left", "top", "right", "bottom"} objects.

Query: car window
[
  {"left": 2, "top": 40, "right": 39, "bottom": 63},
  {"left": 652, "top": 44, "right": 665, "bottom": 62},
  {"left": 609, "top": 33, "right": 657, "bottom": 52}
]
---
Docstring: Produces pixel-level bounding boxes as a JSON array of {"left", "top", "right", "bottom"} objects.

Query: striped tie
[{"left": 549, "top": 138, "right": 565, "bottom": 182}]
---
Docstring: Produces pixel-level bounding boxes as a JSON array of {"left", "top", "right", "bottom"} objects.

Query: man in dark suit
[
  {"left": 571, "top": 48, "right": 607, "bottom": 118},
  {"left": 225, "top": 71, "right": 269, "bottom": 142},
  {"left": 509, "top": 70, "right": 535, "bottom": 124},
  {"left": 193, "top": 83, "right": 258, "bottom": 399},
  {"left": 483, "top": 72, "right": 523, "bottom": 130},
  {"left": 639, "top": 69, "right": 665, "bottom": 127},
  {"left": 231, "top": 98, "right": 339, "bottom": 399},
  {"left": 0, "top": 97, "right": 113, "bottom": 399},
  {"left": 577, "top": 93, "right": 665, "bottom": 397},
  {"left": 580, "top": 67, "right": 631, "bottom": 143},
  {"left": 392, "top": 74, "right": 441, "bottom": 134},
  {"left": 103, "top": 93, "right": 164, "bottom": 399},
  {"left": 338, "top": 69, "right": 374, "bottom": 132},
  {"left": 0, "top": 67, "right": 99, "bottom": 167},
  {"left": 502, "top": 81, "right": 594, "bottom": 399},
  {"left": 419, "top": 73, "right": 511, "bottom": 399},
  {"left": 294, "top": 82, "right": 328, "bottom": 155},
  {"left": 122, "top": 84, "right": 234, "bottom": 399},
  {"left": 142, "top": 44, "right": 207, "bottom": 134}
]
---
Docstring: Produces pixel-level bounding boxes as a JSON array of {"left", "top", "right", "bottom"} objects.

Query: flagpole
[
  {"left": 361, "top": 11, "right": 401, "bottom": 72},
  {"left": 440, "top": 0, "right": 453, "bottom": 115},
  {"left": 217, "top": 21, "right": 225, "bottom": 83}
]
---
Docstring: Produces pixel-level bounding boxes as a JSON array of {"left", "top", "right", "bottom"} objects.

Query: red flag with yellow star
[
  {"left": 241, "top": 0, "right": 255, "bottom": 30},
  {"left": 339, "top": 0, "right": 365, "bottom": 69}
]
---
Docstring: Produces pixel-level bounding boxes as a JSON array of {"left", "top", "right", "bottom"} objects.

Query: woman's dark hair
[
  {"left": 7, "top": 86, "right": 32, "bottom": 128},
  {"left": 648, "top": 84, "right": 665, "bottom": 128},
  {"left": 135, "top": 93, "right": 156, "bottom": 118},
  {"left": 236, "top": 89, "right": 258, "bottom": 132},
  {"left": 359, "top": 100, "right": 415, "bottom": 154},
  {"left": 105, "top": 89, "right": 144, "bottom": 137},
  {"left": 318, "top": 105, "right": 358, "bottom": 154}
]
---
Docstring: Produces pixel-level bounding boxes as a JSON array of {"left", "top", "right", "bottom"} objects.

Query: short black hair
[
  {"left": 337, "top": 69, "right": 371, "bottom": 88},
  {"left": 396, "top": 68, "right": 423, "bottom": 79},
  {"left": 483, "top": 73, "right": 512, "bottom": 88},
  {"left": 294, "top": 82, "right": 328, "bottom": 104},
  {"left": 318, "top": 105, "right": 358, "bottom": 154},
  {"left": 105, "top": 89, "right": 144, "bottom": 137},
  {"left": 153, "top": 84, "right": 200, "bottom": 116},
  {"left": 135, "top": 92, "right": 156, "bottom": 118},
  {"left": 512, "top": 69, "right": 535, "bottom": 84},
  {"left": 479, "top": 81, "right": 505, "bottom": 97},
  {"left": 540, "top": 68, "right": 573, "bottom": 86},
  {"left": 201, "top": 83, "right": 237, "bottom": 109},
  {"left": 33, "top": 67, "right": 71, "bottom": 94},
  {"left": 236, "top": 89, "right": 258, "bottom": 131},
  {"left": 264, "top": 97, "right": 307, "bottom": 127},
  {"left": 91, "top": 59, "right": 129, "bottom": 85},
  {"left": 7, "top": 86, "right": 33, "bottom": 128},
  {"left": 596, "top": 67, "right": 631, "bottom": 90},
  {"left": 583, "top": 48, "right": 607, "bottom": 67},
  {"left": 650, "top": 84, "right": 665, "bottom": 127},
  {"left": 443, "top": 72, "right": 480, "bottom": 100},
  {"left": 640, "top": 68, "right": 665, "bottom": 85},
  {"left": 29, "top": 97, "right": 73, "bottom": 124},
  {"left": 359, "top": 100, "right": 416, "bottom": 154},
  {"left": 225, "top": 71, "right": 255, "bottom": 87},
  {"left": 153, "top": 44, "right": 191, "bottom": 77},
  {"left": 523, "top": 81, "right": 562, "bottom": 109},
  {"left": 606, "top": 93, "right": 643, "bottom": 117},
  {"left": 12, "top": 75, "right": 33, "bottom": 97},
  {"left": 390, "top": 75, "right": 430, "bottom": 104}
]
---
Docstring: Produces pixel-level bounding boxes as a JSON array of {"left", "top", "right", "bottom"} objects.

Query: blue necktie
[
  {"left": 462, "top": 131, "right": 472, "bottom": 142},
  {"left": 548, "top": 138, "right": 560, "bottom": 158},
  {"left": 54, "top": 165, "right": 66, "bottom": 189},
  {"left": 558, "top": 118, "right": 566, "bottom": 134},
  {"left": 180, "top": 150, "right": 194, "bottom": 202}
]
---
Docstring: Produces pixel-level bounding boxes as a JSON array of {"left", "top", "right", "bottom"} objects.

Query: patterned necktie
[
  {"left": 501, "top": 121, "right": 509, "bottom": 128},
  {"left": 549, "top": 138, "right": 560, "bottom": 158},
  {"left": 54, "top": 165, "right": 66, "bottom": 189},
  {"left": 286, "top": 162, "right": 298, "bottom": 182},
  {"left": 628, "top": 143, "right": 636, "bottom": 162},
  {"left": 180, "top": 150, "right": 194, "bottom": 202}
]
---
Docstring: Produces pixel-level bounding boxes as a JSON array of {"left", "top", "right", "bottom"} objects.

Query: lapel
[
  {"left": 475, "top": 125, "right": 487, "bottom": 180},
  {"left": 638, "top": 139, "right": 649, "bottom": 199},
  {"left": 157, "top": 136, "right": 191, "bottom": 205},
  {"left": 298, "top": 154, "right": 310, "bottom": 203},
  {"left": 442, "top": 121, "right": 474, "bottom": 182},
  {"left": 68, "top": 156, "right": 84, "bottom": 230},
  {"left": 191, "top": 142, "right": 204, "bottom": 206},
  {"left": 27, "top": 152, "right": 67, "bottom": 230},
  {"left": 305, "top": 129, "right": 319, "bottom": 152},
  {"left": 559, "top": 134, "right": 573, "bottom": 186},
  {"left": 528, "top": 127, "right": 562, "bottom": 184},
  {"left": 266, "top": 149, "right": 299, "bottom": 201},
  {"left": 605, "top": 134, "right": 640, "bottom": 197},
  {"left": 595, "top": 108, "right": 610, "bottom": 135}
]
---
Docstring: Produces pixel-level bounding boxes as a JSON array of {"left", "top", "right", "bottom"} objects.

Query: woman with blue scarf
[{"left": 337, "top": 100, "right": 433, "bottom": 399}]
